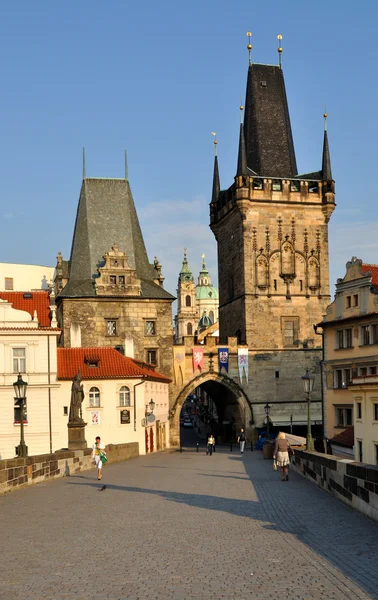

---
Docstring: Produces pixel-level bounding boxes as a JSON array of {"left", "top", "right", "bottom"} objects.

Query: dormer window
[
  {"left": 85, "top": 357, "right": 100, "bottom": 368},
  {"left": 110, "top": 275, "right": 117, "bottom": 285}
]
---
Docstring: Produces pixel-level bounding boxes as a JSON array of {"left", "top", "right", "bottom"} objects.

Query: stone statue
[{"left": 69, "top": 371, "right": 85, "bottom": 423}]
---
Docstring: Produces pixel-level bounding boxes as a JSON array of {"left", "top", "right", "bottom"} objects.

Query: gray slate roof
[
  {"left": 59, "top": 178, "right": 174, "bottom": 301},
  {"left": 243, "top": 63, "right": 298, "bottom": 178}
]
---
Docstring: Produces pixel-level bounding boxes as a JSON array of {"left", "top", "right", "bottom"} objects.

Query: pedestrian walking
[
  {"left": 91, "top": 436, "right": 107, "bottom": 480},
  {"left": 237, "top": 428, "right": 247, "bottom": 454},
  {"left": 273, "top": 431, "right": 293, "bottom": 482},
  {"left": 207, "top": 434, "right": 215, "bottom": 456}
]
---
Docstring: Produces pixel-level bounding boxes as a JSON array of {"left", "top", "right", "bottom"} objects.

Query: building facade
[
  {"left": 55, "top": 175, "right": 175, "bottom": 381},
  {"left": 0, "top": 263, "right": 55, "bottom": 292},
  {"left": 320, "top": 257, "right": 378, "bottom": 463},
  {"left": 208, "top": 56, "right": 335, "bottom": 427},
  {"left": 175, "top": 252, "right": 219, "bottom": 342}
]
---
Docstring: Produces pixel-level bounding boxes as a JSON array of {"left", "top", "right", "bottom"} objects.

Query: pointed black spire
[
  {"left": 322, "top": 128, "right": 332, "bottom": 181},
  {"left": 211, "top": 155, "right": 220, "bottom": 203},
  {"left": 236, "top": 122, "right": 247, "bottom": 176}
]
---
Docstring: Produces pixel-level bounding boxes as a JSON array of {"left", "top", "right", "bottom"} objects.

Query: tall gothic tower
[
  {"left": 175, "top": 251, "right": 197, "bottom": 340},
  {"left": 210, "top": 60, "right": 335, "bottom": 351}
]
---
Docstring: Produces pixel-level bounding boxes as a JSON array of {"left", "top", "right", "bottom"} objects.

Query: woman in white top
[{"left": 91, "top": 436, "right": 106, "bottom": 480}]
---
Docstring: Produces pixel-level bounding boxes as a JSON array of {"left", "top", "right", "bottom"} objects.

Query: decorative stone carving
[{"left": 95, "top": 244, "right": 141, "bottom": 296}]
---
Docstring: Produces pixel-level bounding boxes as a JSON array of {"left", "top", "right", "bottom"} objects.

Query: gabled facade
[{"left": 320, "top": 257, "right": 378, "bottom": 462}]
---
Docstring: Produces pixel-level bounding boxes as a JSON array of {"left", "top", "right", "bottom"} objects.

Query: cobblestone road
[{"left": 1, "top": 448, "right": 378, "bottom": 600}]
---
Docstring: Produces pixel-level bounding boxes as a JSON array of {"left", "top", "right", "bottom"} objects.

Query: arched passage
[{"left": 170, "top": 372, "right": 253, "bottom": 447}]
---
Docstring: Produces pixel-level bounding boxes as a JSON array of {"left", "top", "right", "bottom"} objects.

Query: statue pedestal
[{"left": 67, "top": 421, "right": 87, "bottom": 450}]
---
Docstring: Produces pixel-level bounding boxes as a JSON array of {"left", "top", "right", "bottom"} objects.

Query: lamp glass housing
[
  {"left": 264, "top": 402, "right": 271, "bottom": 416},
  {"left": 301, "top": 369, "right": 315, "bottom": 394},
  {"left": 149, "top": 399, "right": 155, "bottom": 413},
  {"left": 13, "top": 374, "right": 28, "bottom": 399}
]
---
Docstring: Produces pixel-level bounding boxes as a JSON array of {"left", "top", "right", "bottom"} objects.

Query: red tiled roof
[
  {"left": 0, "top": 291, "right": 51, "bottom": 327},
  {"left": 57, "top": 347, "right": 171, "bottom": 382},
  {"left": 330, "top": 426, "right": 354, "bottom": 448},
  {"left": 361, "top": 264, "right": 378, "bottom": 285}
]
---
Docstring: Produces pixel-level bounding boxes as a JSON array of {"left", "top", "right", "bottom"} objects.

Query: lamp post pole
[
  {"left": 144, "top": 398, "right": 155, "bottom": 453},
  {"left": 13, "top": 374, "right": 28, "bottom": 457},
  {"left": 302, "top": 369, "right": 315, "bottom": 451},
  {"left": 264, "top": 403, "right": 271, "bottom": 435}
]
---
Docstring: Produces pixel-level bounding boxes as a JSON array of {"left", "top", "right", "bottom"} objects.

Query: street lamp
[
  {"left": 144, "top": 399, "right": 156, "bottom": 453},
  {"left": 13, "top": 374, "right": 28, "bottom": 457},
  {"left": 301, "top": 369, "right": 315, "bottom": 451},
  {"left": 264, "top": 402, "right": 271, "bottom": 434}
]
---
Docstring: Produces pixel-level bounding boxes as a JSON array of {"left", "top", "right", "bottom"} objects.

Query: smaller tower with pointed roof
[{"left": 175, "top": 250, "right": 197, "bottom": 341}]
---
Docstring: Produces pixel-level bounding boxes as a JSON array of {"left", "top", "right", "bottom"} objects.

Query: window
[
  {"left": 375, "top": 444, "right": 378, "bottom": 466},
  {"left": 14, "top": 398, "right": 27, "bottom": 424},
  {"left": 283, "top": 321, "right": 294, "bottom": 347},
  {"left": 335, "top": 406, "right": 352, "bottom": 427},
  {"left": 110, "top": 275, "right": 117, "bottom": 285},
  {"left": 334, "top": 369, "right": 351, "bottom": 389},
  {"left": 361, "top": 325, "right": 370, "bottom": 345},
  {"left": 145, "top": 321, "right": 156, "bottom": 336},
  {"left": 337, "top": 328, "right": 352, "bottom": 349},
  {"left": 89, "top": 387, "right": 100, "bottom": 407},
  {"left": 275, "top": 371, "right": 280, "bottom": 379},
  {"left": 357, "top": 440, "right": 363, "bottom": 463},
  {"left": 272, "top": 180, "right": 282, "bottom": 191},
  {"left": 372, "top": 324, "right": 378, "bottom": 344},
  {"left": 119, "top": 386, "right": 131, "bottom": 407},
  {"left": 5, "top": 277, "right": 13, "bottom": 290},
  {"left": 290, "top": 181, "right": 300, "bottom": 192},
  {"left": 353, "top": 294, "right": 359, "bottom": 307},
  {"left": 369, "top": 366, "right": 377, "bottom": 375},
  {"left": 63, "top": 406, "right": 68, "bottom": 416},
  {"left": 346, "top": 296, "right": 351, "bottom": 308},
  {"left": 187, "top": 323, "right": 193, "bottom": 335},
  {"left": 209, "top": 311, "right": 214, "bottom": 323},
  {"left": 357, "top": 402, "right": 362, "bottom": 419},
  {"left": 106, "top": 320, "right": 117, "bottom": 336},
  {"left": 359, "top": 367, "right": 368, "bottom": 377},
  {"left": 146, "top": 349, "right": 157, "bottom": 365},
  {"left": 13, "top": 348, "right": 26, "bottom": 373},
  {"left": 273, "top": 279, "right": 277, "bottom": 291},
  {"left": 119, "top": 276, "right": 125, "bottom": 285},
  {"left": 299, "top": 280, "right": 303, "bottom": 292},
  {"left": 185, "top": 295, "right": 191, "bottom": 307},
  {"left": 374, "top": 404, "right": 378, "bottom": 421}
]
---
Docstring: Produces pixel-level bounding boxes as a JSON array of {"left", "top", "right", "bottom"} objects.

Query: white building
[
  {"left": 57, "top": 348, "right": 171, "bottom": 455},
  {"left": 0, "top": 262, "right": 55, "bottom": 291},
  {"left": 0, "top": 291, "right": 60, "bottom": 459}
]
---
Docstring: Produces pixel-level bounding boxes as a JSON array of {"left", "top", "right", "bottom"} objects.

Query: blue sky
[{"left": 0, "top": 1, "right": 377, "bottom": 298}]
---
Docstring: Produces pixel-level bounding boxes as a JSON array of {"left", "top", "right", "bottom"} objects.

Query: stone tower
[
  {"left": 55, "top": 172, "right": 175, "bottom": 379},
  {"left": 210, "top": 58, "right": 336, "bottom": 426},
  {"left": 210, "top": 62, "right": 335, "bottom": 349},
  {"left": 175, "top": 251, "right": 197, "bottom": 341}
]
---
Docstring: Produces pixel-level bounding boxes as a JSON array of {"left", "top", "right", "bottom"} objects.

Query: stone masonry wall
[
  {"left": 292, "top": 449, "right": 378, "bottom": 522},
  {"left": 58, "top": 298, "right": 174, "bottom": 380},
  {"left": 0, "top": 442, "right": 139, "bottom": 495}
]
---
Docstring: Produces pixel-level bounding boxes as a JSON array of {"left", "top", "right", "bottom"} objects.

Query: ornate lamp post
[
  {"left": 301, "top": 369, "right": 315, "bottom": 451},
  {"left": 13, "top": 374, "right": 28, "bottom": 457},
  {"left": 144, "top": 399, "right": 155, "bottom": 453},
  {"left": 264, "top": 402, "right": 271, "bottom": 434}
]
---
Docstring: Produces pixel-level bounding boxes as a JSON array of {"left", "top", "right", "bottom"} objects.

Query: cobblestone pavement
[{"left": 1, "top": 448, "right": 378, "bottom": 600}]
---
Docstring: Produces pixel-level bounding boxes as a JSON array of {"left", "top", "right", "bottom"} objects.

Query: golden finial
[
  {"left": 184, "top": 247, "right": 187, "bottom": 258},
  {"left": 323, "top": 106, "right": 328, "bottom": 131},
  {"left": 277, "top": 34, "right": 283, "bottom": 68},
  {"left": 240, "top": 97, "right": 244, "bottom": 124},
  {"left": 211, "top": 132, "right": 218, "bottom": 156},
  {"left": 246, "top": 32, "right": 252, "bottom": 65}
]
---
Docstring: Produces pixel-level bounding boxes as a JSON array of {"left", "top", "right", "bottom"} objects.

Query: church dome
[
  {"left": 198, "top": 310, "right": 213, "bottom": 332},
  {"left": 196, "top": 285, "right": 219, "bottom": 300}
]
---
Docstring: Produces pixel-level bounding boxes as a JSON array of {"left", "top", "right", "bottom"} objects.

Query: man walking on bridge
[
  {"left": 237, "top": 429, "right": 247, "bottom": 454},
  {"left": 91, "top": 436, "right": 107, "bottom": 480}
]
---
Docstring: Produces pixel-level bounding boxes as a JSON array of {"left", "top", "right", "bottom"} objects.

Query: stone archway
[{"left": 169, "top": 372, "right": 253, "bottom": 447}]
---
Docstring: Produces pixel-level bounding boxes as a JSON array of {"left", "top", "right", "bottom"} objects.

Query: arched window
[
  {"left": 187, "top": 323, "right": 193, "bottom": 335},
  {"left": 119, "top": 386, "right": 131, "bottom": 407},
  {"left": 89, "top": 387, "right": 100, "bottom": 407},
  {"left": 185, "top": 295, "right": 191, "bottom": 307},
  {"left": 209, "top": 311, "right": 214, "bottom": 323}
]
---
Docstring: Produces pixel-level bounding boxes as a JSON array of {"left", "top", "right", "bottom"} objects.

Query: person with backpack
[
  {"left": 273, "top": 431, "right": 293, "bottom": 481},
  {"left": 91, "top": 436, "right": 107, "bottom": 480},
  {"left": 237, "top": 429, "right": 247, "bottom": 454}
]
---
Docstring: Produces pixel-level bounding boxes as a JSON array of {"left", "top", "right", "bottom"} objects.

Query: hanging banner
[
  {"left": 238, "top": 348, "right": 249, "bottom": 383},
  {"left": 218, "top": 347, "right": 229, "bottom": 373},
  {"left": 173, "top": 347, "right": 185, "bottom": 384},
  {"left": 193, "top": 347, "right": 204, "bottom": 372}
]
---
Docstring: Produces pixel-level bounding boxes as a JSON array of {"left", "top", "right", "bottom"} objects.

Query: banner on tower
[
  {"left": 173, "top": 347, "right": 185, "bottom": 384},
  {"left": 218, "top": 347, "right": 229, "bottom": 373},
  {"left": 238, "top": 348, "right": 248, "bottom": 383},
  {"left": 193, "top": 347, "right": 204, "bottom": 372}
]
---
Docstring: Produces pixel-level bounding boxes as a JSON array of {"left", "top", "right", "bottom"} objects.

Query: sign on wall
[
  {"left": 90, "top": 411, "right": 100, "bottom": 425},
  {"left": 120, "top": 410, "right": 130, "bottom": 425}
]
